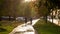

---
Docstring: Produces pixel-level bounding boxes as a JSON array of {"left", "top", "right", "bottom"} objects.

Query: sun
[{"left": 25, "top": 0, "right": 31, "bottom": 2}]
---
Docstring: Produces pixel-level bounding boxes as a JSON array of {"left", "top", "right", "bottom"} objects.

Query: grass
[
  {"left": 0, "top": 20, "right": 23, "bottom": 34},
  {"left": 33, "top": 19, "right": 60, "bottom": 34}
]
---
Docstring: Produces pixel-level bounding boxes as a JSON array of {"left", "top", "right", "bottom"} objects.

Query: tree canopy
[{"left": 35, "top": 0, "right": 60, "bottom": 17}]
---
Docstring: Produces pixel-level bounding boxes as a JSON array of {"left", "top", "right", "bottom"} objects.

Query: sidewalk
[
  {"left": 47, "top": 19, "right": 60, "bottom": 26},
  {"left": 9, "top": 19, "right": 40, "bottom": 34}
]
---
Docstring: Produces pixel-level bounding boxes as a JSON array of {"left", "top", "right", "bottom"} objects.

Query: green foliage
[
  {"left": 35, "top": 0, "right": 49, "bottom": 16},
  {"left": 34, "top": 19, "right": 60, "bottom": 34},
  {"left": 0, "top": 28, "right": 7, "bottom": 32},
  {"left": 0, "top": 0, "right": 5, "bottom": 5},
  {"left": 0, "top": 21, "right": 23, "bottom": 34},
  {"left": 36, "top": 0, "right": 60, "bottom": 16},
  {"left": 0, "top": 0, "right": 6, "bottom": 16},
  {"left": 39, "top": 6, "right": 48, "bottom": 16},
  {"left": 0, "top": 26, "right": 14, "bottom": 34}
]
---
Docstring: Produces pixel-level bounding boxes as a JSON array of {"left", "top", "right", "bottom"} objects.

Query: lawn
[
  {"left": 33, "top": 19, "right": 60, "bottom": 34},
  {"left": 0, "top": 21, "right": 23, "bottom": 34}
]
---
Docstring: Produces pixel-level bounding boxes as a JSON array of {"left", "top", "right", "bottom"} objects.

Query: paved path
[
  {"left": 47, "top": 19, "right": 60, "bottom": 26},
  {"left": 9, "top": 19, "right": 40, "bottom": 34}
]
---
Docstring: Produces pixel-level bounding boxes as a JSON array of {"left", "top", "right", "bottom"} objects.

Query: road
[{"left": 9, "top": 19, "right": 40, "bottom": 34}]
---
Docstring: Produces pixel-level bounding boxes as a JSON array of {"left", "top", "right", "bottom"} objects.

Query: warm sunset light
[
  {"left": 24, "top": 0, "right": 36, "bottom": 2},
  {"left": 1, "top": 0, "right": 60, "bottom": 34}
]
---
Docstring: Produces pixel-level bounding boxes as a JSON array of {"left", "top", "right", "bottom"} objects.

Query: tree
[
  {"left": 34, "top": 0, "right": 49, "bottom": 23},
  {"left": 45, "top": 0, "right": 60, "bottom": 23},
  {"left": 0, "top": 0, "right": 5, "bottom": 21}
]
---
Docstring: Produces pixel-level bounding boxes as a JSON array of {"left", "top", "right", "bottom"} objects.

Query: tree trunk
[
  {"left": 0, "top": 16, "right": 2, "bottom": 21},
  {"left": 46, "top": 14, "right": 47, "bottom": 23},
  {"left": 9, "top": 16, "right": 10, "bottom": 21},
  {"left": 52, "top": 10, "right": 53, "bottom": 23}
]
